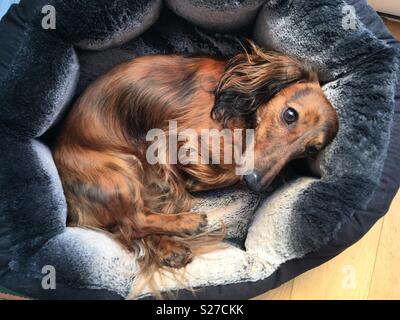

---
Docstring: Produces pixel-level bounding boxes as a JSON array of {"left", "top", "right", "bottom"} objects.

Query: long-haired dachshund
[{"left": 53, "top": 41, "right": 338, "bottom": 270}]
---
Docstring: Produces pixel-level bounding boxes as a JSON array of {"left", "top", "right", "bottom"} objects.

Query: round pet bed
[{"left": 0, "top": 0, "right": 399, "bottom": 299}]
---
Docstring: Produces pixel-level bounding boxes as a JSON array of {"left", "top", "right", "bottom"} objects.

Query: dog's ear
[{"left": 211, "top": 41, "right": 318, "bottom": 127}]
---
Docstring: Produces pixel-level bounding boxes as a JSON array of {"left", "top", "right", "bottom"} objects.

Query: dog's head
[{"left": 212, "top": 41, "right": 338, "bottom": 192}]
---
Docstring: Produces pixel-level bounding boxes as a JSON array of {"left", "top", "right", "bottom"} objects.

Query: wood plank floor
[{"left": 256, "top": 18, "right": 400, "bottom": 300}]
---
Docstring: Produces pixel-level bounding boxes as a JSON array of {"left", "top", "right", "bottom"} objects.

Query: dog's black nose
[{"left": 243, "top": 171, "right": 263, "bottom": 193}]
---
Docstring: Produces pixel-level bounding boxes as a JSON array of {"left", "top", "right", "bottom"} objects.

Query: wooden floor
[{"left": 256, "top": 18, "right": 400, "bottom": 300}]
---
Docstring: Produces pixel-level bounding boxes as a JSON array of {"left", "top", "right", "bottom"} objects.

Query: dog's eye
[
  {"left": 306, "top": 146, "right": 320, "bottom": 155},
  {"left": 282, "top": 107, "right": 298, "bottom": 125}
]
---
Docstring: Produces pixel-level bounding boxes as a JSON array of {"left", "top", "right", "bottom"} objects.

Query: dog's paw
[
  {"left": 178, "top": 212, "right": 208, "bottom": 236},
  {"left": 160, "top": 241, "right": 193, "bottom": 269},
  {"left": 196, "top": 213, "right": 208, "bottom": 233}
]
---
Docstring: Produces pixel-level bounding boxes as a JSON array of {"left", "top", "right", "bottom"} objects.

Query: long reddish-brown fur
[{"left": 53, "top": 42, "right": 338, "bottom": 284}]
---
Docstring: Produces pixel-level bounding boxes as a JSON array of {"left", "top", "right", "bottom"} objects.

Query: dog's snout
[{"left": 244, "top": 171, "right": 263, "bottom": 193}]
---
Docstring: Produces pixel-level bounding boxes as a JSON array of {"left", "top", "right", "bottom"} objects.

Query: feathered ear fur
[{"left": 211, "top": 40, "right": 318, "bottom": 127}]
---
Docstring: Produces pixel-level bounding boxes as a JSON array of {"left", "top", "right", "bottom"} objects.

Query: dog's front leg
[{"left": 137, "top": 210, "right": 208, "bottom": 237}]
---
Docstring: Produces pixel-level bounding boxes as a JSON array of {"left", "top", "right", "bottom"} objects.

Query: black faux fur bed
[{"left": 0, "top": 0, "right": 399, "bottom": 299}]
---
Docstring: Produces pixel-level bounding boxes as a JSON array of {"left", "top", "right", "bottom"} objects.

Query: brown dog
[{"left": 53, "top": 42, "right": 338, "bottom": 270}]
